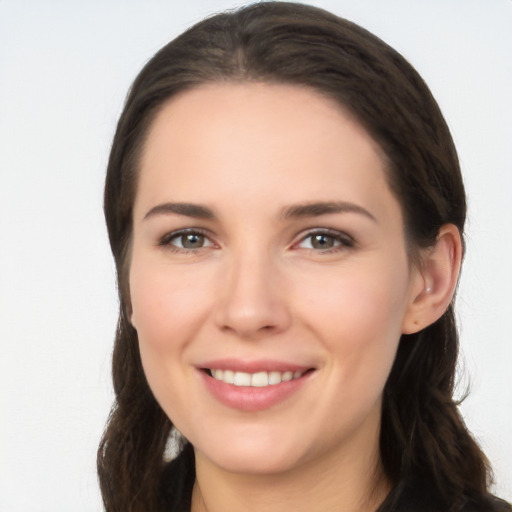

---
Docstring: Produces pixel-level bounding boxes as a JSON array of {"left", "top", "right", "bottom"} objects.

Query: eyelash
[
  {"left": 158, "top": 228, "right": 215, "bottom": 253},
  {"left": 294, "top": 229, "right": 355, "bottom": 254},
  {"left": 158, "top": 228, "right": 355, "bottom": 254}
]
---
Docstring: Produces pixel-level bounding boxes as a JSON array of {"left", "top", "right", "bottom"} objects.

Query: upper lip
[{"left": 198, "top": 358, "right": 314, "bottom": 373}]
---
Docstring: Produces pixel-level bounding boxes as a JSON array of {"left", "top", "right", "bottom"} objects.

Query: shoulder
[
  {"left": 378, "top": 478, "right": 512, "bottom": 512},
  {"left": 159, "top": 442, "right": 195, "bottom": 512},
  {"left": 462, "top": 494, "right": 512, "bottom": 512}
]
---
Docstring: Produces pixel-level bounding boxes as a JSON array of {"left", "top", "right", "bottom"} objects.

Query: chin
[
  {"left": 193, "top": 429, "right": 306, "bottom": 476},
  {"left": 206, "top": 451, "right": 302, "bottom": 476}
]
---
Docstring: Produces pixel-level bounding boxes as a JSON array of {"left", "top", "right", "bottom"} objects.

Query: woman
[{"left": 97, "top": 2, "right": 511, "bottom": 511}]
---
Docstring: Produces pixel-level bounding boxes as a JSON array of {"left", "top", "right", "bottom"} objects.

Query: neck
[{"left": 190, "top": 425, "right": 390, "bottom": 512}]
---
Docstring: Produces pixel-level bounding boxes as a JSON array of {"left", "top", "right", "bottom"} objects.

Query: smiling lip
[{"left": 197, "top": 359, "right": 315, "bottom": 411}]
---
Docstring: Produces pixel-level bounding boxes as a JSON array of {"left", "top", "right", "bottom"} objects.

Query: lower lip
[{"left": 199, "top": 370, "right": 313, "bottom": 412}]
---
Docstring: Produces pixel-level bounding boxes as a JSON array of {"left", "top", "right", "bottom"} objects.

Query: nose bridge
[{"left": 214, "top": 242, "right": 290, "bottom": 337}]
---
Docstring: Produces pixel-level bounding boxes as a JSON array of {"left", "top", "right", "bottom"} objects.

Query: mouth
[
  {"left": 197, "top": 361, "right": 316, "bottom": 411},
  {"left": 202, "top": 368, "right": 315, "bottom": 387}
]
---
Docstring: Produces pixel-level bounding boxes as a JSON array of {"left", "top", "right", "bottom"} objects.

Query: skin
[{"left": 129, "top": 83, "right": 461, "bottom": 512}]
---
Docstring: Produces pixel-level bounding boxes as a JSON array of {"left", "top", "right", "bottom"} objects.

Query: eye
[
  {"left": 296, "top": 230, "right": 354, "bottom": 252},
  {"left": 160, "top": 229, "right": 215, "bottom": 252}
]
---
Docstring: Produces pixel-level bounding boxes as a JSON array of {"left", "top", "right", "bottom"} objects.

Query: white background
[{"left": 0, "top": 1, "right": 510, "bottom": 510}]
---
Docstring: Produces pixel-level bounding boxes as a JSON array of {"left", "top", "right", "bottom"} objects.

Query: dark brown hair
[{"left": 98, "top": 2, "right": 491, "bottom": 511}]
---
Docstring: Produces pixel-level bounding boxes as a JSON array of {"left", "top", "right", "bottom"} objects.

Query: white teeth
[
  {"left": 223, "top": 369, "right": 235, "bottom": 384},
  {"left": 233, "top": 371, "right": 251, "bottom": 386},
  {"left": 209, "top": 369, "right": 307, "bottom": 387},
  {"left": 268, "top": 371, "right": 282, "bottom": 385},
  {"left": 251, "top": 371, "right": 269, "bottom": 387},
  {"left": 282, "top": 371, "right": 293, "bottom": 382}
]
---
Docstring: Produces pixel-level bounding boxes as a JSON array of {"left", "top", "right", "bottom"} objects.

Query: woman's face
[{"left": 129, "top": 83, "right": 424, "bottom": 475}]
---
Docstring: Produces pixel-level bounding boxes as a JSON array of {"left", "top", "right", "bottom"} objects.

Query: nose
[{"left": 213, "top": 251, "right": 292, "bottom": 339}]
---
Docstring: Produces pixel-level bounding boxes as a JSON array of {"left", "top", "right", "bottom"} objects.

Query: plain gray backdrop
[{"left": 1, "top": 1, "right": 511, "bottom": 510}]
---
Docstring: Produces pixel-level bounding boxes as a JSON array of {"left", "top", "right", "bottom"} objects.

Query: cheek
[
  {"left": 129, "top": 260, "right": 211, "bottom": 349},
  {"left": 298, "top": 258, "right": 410, "bottom": 377},
  {"left": 128, "top": 261, "right": 212, "bottom": 417}
]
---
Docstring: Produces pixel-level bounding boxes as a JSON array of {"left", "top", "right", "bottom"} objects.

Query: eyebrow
[
  {"left": 281, "top": 201, "right": 377, "bottom": 222},
  {"left": 142, "top": 200, "right": 377, "bottom": 223},
  {"left": 143, "top": 202, "right": 215, "bottom": 220}
]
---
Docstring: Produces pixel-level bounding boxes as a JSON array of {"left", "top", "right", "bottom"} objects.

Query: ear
[{"left": 402, "top": 224, "right": 463, "bottom": 334}]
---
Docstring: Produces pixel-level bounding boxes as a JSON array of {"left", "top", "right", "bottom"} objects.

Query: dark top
[{"left": 160, "top": 443, "right": 511, "bottom": 512}]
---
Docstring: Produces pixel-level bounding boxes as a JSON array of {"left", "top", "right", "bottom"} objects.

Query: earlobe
[{"left": 402, "top": 224, "right": 463, "bottom": 334}]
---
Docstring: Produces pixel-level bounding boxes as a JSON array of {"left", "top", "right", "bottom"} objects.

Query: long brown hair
[{"left": 98, "top": 2, "right": 491, "bottom": 510}]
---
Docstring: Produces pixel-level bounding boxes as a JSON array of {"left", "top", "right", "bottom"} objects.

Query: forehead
[
  {"left": 143, "top": 82, "right": 376, "bottom": 159},
  {"left": 135, "top": 82, "right": 399, "bottom": 224}
]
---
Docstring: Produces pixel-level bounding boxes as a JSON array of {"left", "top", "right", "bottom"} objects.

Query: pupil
[
  {"left": 182, "top": 234, "right": 203, "bottom": 248},
  {"left": 312, "top": 234, "right": 333, "bottom": 249}
]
